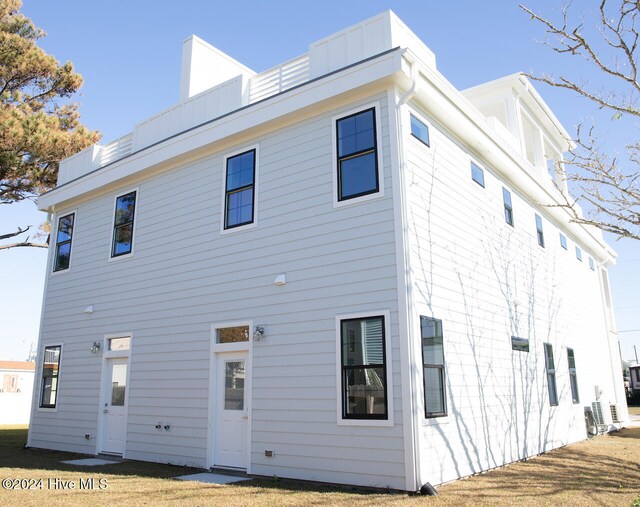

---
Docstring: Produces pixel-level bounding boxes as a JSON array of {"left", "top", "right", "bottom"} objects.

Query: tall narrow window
[
  {"left": 575, "top": 246, "right": 582, "bottom": 261},
  {"left": 53, "top": 213, "right": 74, "bottom": 272},
  {"left": 340, "top": 315, "right": 387, "bottom": 419},
  {"left": 421, "top": 316, "right": 447, "bottom": 418},
  {"left": 471, "top": 162, "right": 485, "bottom": 187},
  {"left": 336, "top": 108, "right": 379, "bottom": 201},
  {"left": 224, "top": 149, "right": 256, "bottom": 229},
  {"left": 410, "top": 114, "right": 430, "bottom": 146},
  {"left": 560, "top": 233, "right": 567, "bottom": 250},
  {"left": 535, "top": 213, "right": 545, "bottom": 247},
  {"left": 112, "top": 191, "right": 136, "bottom": 257},
  {"left": 544, "top": 343, "right": 558, "bottom": 406},
  {"left": 40, "top": 345, "right": 61, "bottom": 408},
  {"left": 567, "top": 348, "right": 579, "bottom": 404},
  {"left": 503, "top": 188, "right": 514, "bottom": 226},
  {"left": 589, "top": 257, "right": 595, "bottom": 271}
]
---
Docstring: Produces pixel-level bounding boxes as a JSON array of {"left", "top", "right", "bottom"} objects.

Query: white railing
[
  {"left": 99, "top": 132, "right": 134, "bottom": 167},
  {"left": 249, "top": 53, "right": 310, "bottom": 103}
]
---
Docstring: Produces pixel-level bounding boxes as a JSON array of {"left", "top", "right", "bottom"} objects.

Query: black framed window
[
  {"left": 575, "top": 246, "right": 582, "bottom": 262},
  {"left": 503, "top": 188, "right": 514, "bottom": 226},
  {"left": 511, "top": 336, "right": 529, "bottom": 352},
  {"left": 340, "top": 315, "right": 387, "bottom": 419},
  {"left": 544, "top": 343, "right": 558, "bottom": 406},
  {"left": 471, "top": 162, "right": 485, "bottom": 187},
  {"left": 53, "top": 213, "right": 74, "bottom": 272},
  {"left": 421, "top": 316, "right": 447, "bottom": 418},
  {"left": 535, "top": 213, "right": 545, "bottom": 247},
  {"left": 410, "top": 114, "right": 430, "bottom": 146},
  {"left": 567, "top": 348, "right": 580, "bottom": 404},
  {"left": 111, "top": 191, "right": 136, "bottom": 257},
  {"left": 39, "top": 345, "right": 61, "bottom": 408},
  {"left": 560, "top": 233, "right": 567, "bottom": 250},
  {"left": 336, "top": 108, "right": 379, "bottom": 201},
  {"left": 224, "top": 149, "right": 256, "bottom": 229}
]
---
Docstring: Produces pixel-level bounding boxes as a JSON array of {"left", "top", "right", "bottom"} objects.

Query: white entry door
[
  {"left": 214, "top": 352, "right": 248, "bottom": 469},
  {"left": 101, "top": 357, "right": 128, "bottom": 454}
]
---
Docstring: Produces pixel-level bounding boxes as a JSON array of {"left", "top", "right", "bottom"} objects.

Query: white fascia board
[
  {"left": 414, "top": 61, "right": 616, "bottom": 265},
  {"left": 38, "top": 49, "right": 404, "bottom": 212}
]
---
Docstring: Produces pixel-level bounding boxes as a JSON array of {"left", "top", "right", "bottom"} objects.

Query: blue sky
[{"left": 1, "top": 0, "right": 638, "bottom": 363}]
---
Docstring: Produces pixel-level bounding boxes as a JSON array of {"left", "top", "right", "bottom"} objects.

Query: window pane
[
  {"left": 111, "top": 363, "right": 127, "bottom": 406},
  {"left": 40, "top": 346, "right": 61, "bottom": 408},
  {"left": 226, "top": 151, "right": 255, "bottom": 191},
  {"left": 576, "top": 246, "right": 582, "bottom": 261},
  {"left": 226, "top": 188, "right": 254, "bottom": 227},
  {"left": 343, "top": 366, "right": 386, "bottom": 416},
  {"left": 503, "top": 188, "right": 512, "bottom": 207},
  {"left": 511, "top": 336, "right": 529, "bottom": 352},
  {"left": 217, "top": 326, "right": 249, "bottom": 343},
  {"left": 342, "top": 317, "right": 384, "bottom": 366},
  {"left": 560, "top": 233, "right": 567, "bottom": 249},
  {"left": 338, "top": 109, "right": 375, "bottom": 157},
  {"left": 55, "top": 243, "right": 71, "bottom": 271},
  {"left": 424, "top": 367, "right": 445, "bottom": 415},
  {"left": 114, "top": 192, "right": 136, "bottom": 226},
  {"left": 544, "top": 343, "right": 555, "bottom": 370},
  {"left": 471, "top": 162, "right": 484, "bottom": 187},
  {"left": 57, "top": 214, "right": 74, "bottom": 243},
  {"left": 547, "top": 373, "right": 558, "bottom": 405},
  {"left": 421, "top": 317, "right": 443, "bottom": 364},
  {"left": 410, "top": 115, "right": 430, "bottom": 145},
  {"left": 339, "top": 152, "right": 377, "bottom": 199},
  {"left": 109, "top": 337, "right": 130, "bottom": 351},
  {"left": 224, "top": 361, "right": 245, "bottom": 410},
  {"left": 113, "top": 224, "right": 133, "bottom": 256}
]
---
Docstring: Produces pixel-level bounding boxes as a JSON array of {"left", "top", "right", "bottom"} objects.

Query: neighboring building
[
  {"left": 1, "top": 361, "right": 35, "bottom": 424},
  {"left": 28, "top": 11, "right": 628, "bottom": 491},
  {"left": 630, "top": 365, "right": 640, "bottom": 394}
]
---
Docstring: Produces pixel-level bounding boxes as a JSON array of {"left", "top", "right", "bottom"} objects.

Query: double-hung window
[
  {"left": 224, "top": 149, "right": 256, "bottom": 229},
  {"left": 53, "top": 213, "right": 74, "bottom": 272},
  {"left": 567, "top": 348, "right": 579, "bottom": 403},
  {"left": 112, "top": 191, "right": 136, "bottom": 257},
  {"left": 544, "top": 343, "right": 558, "bottom": 406},
  {"left": 336, "top": 108, "right": 379, "bottom": 201},
  {"left": 39, "top": 345, "right": 61, "bottom": 408},
  {"left": 503, "top": 188, "right": 514, "bottom": 226},
  {"left": 422, "top": 316, "right": 447, "bottom": 418},
  {"left": 340, "top": 315, "right": 387, "bottom": 419},
  {"left": 535, "top": 213, "right": 545, "bottom": 247}
]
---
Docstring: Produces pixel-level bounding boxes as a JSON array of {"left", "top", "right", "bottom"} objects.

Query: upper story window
[
  {"left": 410, "top": 114, "right": 430, "bottom": 146},
  {"left": 40, "top": 345, "right": 61, "bottom": 409},
  {"left": 503, "top": 188, "right": 514, "bottom": 226},
  {"left": 589, "top": 257, "right": 596, "bottom": 271},
  {"left": 336, "top": 108, "right": 379, "bottom": 201},
  {"left": 421, "top": 316, "right": 447, "bottom": 418},
  {"left": 53, "top": 213, "right": 75, "bottom": 272},
  {"left": 575, "top": 246, "right": 582, "bottom": 262},
  {"left": 535, "top": 213, "right": 545, "bottom": 247},
  {"left": 224, "top": 149, "right": 256, "bottom": 229},
  {"left": 560, "top": 233, "right": 567, "bottom": 250},
  {"left": 471, "top": 162, "right": 485, "bottom": 187},
  {"left": 112, "top": 191, "right": 137, "bottom": 257}
]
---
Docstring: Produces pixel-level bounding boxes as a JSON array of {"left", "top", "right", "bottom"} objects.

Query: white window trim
[
  {"left": 469, "top": 156, "right": 486, "bottom": 189},
  {"left": 219, "top": 144, "right": 260, "bottom": 235},
  {"left": 108, "top": 187, "right": 139, "bottom": 262},
  {"left": 36, "top": 342, "right": 64, "bottom": 412},
  {"left": 103, "top": 333, "right": 133, "bottom": 359},
  {"left": 210, "top": 320, "right": 255, "bottom": 353},
  {"left": 332, "top": 102, "right": 385, "bottom": 208},
  {"left": 335, "top": 309, "right": 394, "bottom": 427},
  {"left": 51, "top": 208, "right": 78, "bottom": 275}
]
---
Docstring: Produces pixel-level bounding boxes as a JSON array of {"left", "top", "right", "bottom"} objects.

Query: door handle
[{"left": 103, "top": 409, "right": 109, "bottom": 414}]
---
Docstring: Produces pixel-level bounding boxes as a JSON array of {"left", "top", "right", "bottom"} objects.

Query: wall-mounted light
[
  {"left": 84, "top": 305, "right": 94, "bottom": 314},
  {"left": 90, "top": 341, "right": 101, "bottom": 354},
  {"left": 274, "top": 274, "right": 286, "bottom": 286},
  {"left": 253, "top": 325, "right": 265, "bottom": 341}
]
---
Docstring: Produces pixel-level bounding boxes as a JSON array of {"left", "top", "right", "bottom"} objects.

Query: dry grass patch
[
  {"left": 628, "top": 406, "right": 640, "bottom": 416},
  {"left": 1, "top": 425, "right": 639, "bottom": 506}
]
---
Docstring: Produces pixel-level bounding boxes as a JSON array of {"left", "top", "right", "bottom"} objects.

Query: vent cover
[{"left": 610, "top": 404, "right": 620, "bottom": 423}]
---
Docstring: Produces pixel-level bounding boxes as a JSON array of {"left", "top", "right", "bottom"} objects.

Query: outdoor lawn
[{"left": 1, "top": 425, "right": 638, "bottom": 506}]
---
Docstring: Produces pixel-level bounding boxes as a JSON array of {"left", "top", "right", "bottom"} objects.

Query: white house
[
  {"left": 1, "top": 361, "right": 35, "bottom": 424},
  {"left": 28, "top": 11, "right": 628, "bottom": 491}
]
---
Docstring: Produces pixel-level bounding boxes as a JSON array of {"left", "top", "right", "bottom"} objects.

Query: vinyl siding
[
  {"left": 30, "top": 93, "right": 406, "bottom": 488},
  {"left": 403, "top": 101, "right": 617, "bottom": 486}
]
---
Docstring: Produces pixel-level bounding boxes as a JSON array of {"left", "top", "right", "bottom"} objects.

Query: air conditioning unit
[
  {"left": 591, "top": 401, "right": 607, "bottom": 434},
  {"left": 610, "top": 404, "right": 621, "bottom": 423}
]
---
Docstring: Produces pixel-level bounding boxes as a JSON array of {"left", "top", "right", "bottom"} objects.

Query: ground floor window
[
  {"left": 544, "top": 343, "right": 558, "bottom": 406},
  {"left": 422, "top": 316, "right": 447, "bottom": 418},
  {"left": 40, "top": 345, "right": 61, "bottom": 408}
]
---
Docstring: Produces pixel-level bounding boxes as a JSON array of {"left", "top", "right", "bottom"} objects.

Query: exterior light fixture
[
  {"left": 90, "top": 341, "right": 101, "bottom": 354},
  {"left": 253, "top": 326, "right": 265, "bottom": 340}
]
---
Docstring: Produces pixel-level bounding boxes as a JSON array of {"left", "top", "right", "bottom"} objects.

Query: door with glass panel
[
  {"left": 214, "top": 352, "right": 248, "bottom": 469},
  {"left": 101, "top": 357, "right": 128, "bottom": 454}
]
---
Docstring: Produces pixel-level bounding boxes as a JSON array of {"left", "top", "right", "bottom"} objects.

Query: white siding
[
  {"left": 403, "top": 101, "right": 619, "bottom": 486},
  {"left": 30, "top": 93, "right": 406, "bottom": 489}
]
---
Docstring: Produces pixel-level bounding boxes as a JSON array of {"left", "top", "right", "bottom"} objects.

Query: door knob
[{"left": 103, "top": 409, "right": 108, "bottom": 413}]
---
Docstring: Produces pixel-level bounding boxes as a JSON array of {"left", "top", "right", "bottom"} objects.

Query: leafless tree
[{"left": 521, "top": 1, "right": 640, "bottom": 240}]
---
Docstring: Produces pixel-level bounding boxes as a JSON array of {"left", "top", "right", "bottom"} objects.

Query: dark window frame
[
  {"left": 224, "top": 149, "right": 256, "bottom": 230},
  {"left": 544, "top": 343, "right": 558, "bottom": 406},
  {"left": 336, "top": 107, "right": 380, "bottom": 202},
  {"left": 53, "top": 213, "right": 75, "bottom": 272},
  {"left": 421, "top": 316, "right": 447, "bottom": 418},
  {"left": 511, "top": 336, "right": 530, "bottom": 352},
  {"left": 503, "top": 188, "right": 514, "bottom": 226},
  {"left": 39, "top": 345, "right": 62, "bottom": 409},
  {"left": 410, "top": 114, "right": 430, "bottom": 147},
  {"left": 567, "top": 348, "right": 580, "bottom": 404},
  {"left": 471, "top": 162, "right": 485, "bottom": 188},
  {"left": 535, "top": 213, "right": 545, "bottom": 248},
  {"left": 111, "top": 191, "right": 137, "bottom": 258},
  {"left": 339, "top": 315, "right": 388, "bottom": 420}
]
